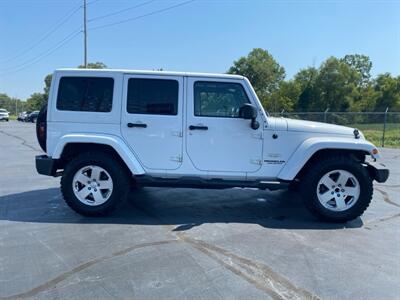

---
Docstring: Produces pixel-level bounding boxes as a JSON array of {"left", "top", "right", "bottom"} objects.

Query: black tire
[
  {"left": 288, "top": 179, "right": 300, "bottom": 191},
  {"left": 61, "top": 152, "right": 131, "bottom": 216},
  {"left": 300, "top": 155, "right": 373, "bottom": 223},
  {"left": 36, "top": 105, "right": 47, "bottom": 152}
]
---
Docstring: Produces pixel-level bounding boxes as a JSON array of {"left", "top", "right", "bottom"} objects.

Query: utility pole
[{"left": 83, "top": 0, "right": 87, "bottom": 68}]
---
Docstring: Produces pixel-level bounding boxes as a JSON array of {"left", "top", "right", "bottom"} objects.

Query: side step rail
[{"left": 135, "top": 175, "right": 290, "bottom": 190}]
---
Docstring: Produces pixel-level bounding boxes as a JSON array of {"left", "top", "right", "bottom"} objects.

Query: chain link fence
[{"left": 270, "top": 110, "right": 400, "bottom": 148}]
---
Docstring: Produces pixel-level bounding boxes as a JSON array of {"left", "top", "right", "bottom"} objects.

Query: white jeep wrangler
[{"left": 35, "top": 69, "right": 389, "bottom": 222}]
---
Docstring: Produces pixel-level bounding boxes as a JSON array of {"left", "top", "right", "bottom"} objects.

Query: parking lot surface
[{"left": 0, "top": 120, "right": 399, "bottom": 300}]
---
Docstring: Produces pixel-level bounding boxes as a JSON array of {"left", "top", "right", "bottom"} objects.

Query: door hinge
[
  {"left": 252, "top": 132, "right": 263, "bottom": 140},
  {"left": 250, "top": 159, "right": 262, "bottom": 165},
  {"left": 172, "top": 131, "right": 183, "bottom": 137},
  {"left": 170, "top": 155, "right": 183, "bottom": 162}
]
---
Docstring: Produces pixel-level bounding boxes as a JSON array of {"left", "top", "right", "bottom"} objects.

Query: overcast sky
[{"left": 0, "top": 0, "right": 399, "bottom": 100}]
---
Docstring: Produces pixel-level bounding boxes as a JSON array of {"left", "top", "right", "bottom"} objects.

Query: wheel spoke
[
  {"left": 345, "top": 187, "right": 359, "bottom": 197},
  {"left": 337, "top": 172, "right": 350, "bottom": 187},
  {"left": 90, "top": 166, "right": 102, "bottom": 181},
  {"left": 335, "top": 197, "right": 347, "bottom": 210},
  {"left": 98, "top": 179, "right": 112, "bottom": 189},
  {"left": 320, "top": 176, "right": 337, "bottom": 189},
  {"left": 77, "top": 187, "right": 91, "bottom": 199},
  {"left": 75, "top": 173, "right": 90, "bottom": 185},
  {"left": 92, "top": 190, "right": 104, "bottom": 203},
  {"left": 318, "top": 191, "right": 334, "bottom": 204}
]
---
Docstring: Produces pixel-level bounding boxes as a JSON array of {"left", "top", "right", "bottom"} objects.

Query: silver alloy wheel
[
  {"left": 316, "top": 169, "right": 360, "bottom": 212},
  {"left": 72, "top": 165, "right": 113, "bottom": 206}
]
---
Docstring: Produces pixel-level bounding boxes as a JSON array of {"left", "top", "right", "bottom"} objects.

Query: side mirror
[
  {"left": 239, "top": 103, "right": 258, "bottom": 119},
  {"left": 239, "top": 104, "right": 260, "bottom": 130}
]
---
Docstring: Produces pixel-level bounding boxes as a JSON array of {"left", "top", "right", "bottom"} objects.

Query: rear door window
[{"left": 127, "top": 78, "right": 178, "bottom": 115}]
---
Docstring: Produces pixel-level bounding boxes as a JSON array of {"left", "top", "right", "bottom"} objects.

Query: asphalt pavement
[{"left": 0, "top": 120, "right": 399, "bottom": 300}]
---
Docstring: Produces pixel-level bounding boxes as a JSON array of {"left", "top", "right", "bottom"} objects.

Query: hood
[{"left": 285, "top": 118, "right": 357, "bottom": 137}]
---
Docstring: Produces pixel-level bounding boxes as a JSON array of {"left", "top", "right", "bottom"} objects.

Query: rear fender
[{"left": 52, "top": 134, "right": 145, "bottom": 175}]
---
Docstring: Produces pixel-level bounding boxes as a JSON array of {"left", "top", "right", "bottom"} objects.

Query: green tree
[
  {"left": 78, "top": 62, "right": 107, "bottom": 69},
  {"left": 25, "top": 93, "right": 46, "bottom": 112},
  {"left": 270, "top": 80, "right": 301, "bottom": 112},
  {"left": 44, "top": 74, "right": 53, "bottom": 100},
  {"left": 373, "top": 73, "right": 400, "bottom": 112},
  {"left": 293, "top": 67, "right": 319, "bottom": 112},
  {"left": 0, "top": 93, "right": 24, "bottom": 115},
  {"left": 341, "top": 54, "right": 372, "bottom": 87},
  {"left": 312, "top": 57, "right": 360, "bottom": 111},
  {"left": 227, "top": 48, "right": 285, "bottom": 112}
]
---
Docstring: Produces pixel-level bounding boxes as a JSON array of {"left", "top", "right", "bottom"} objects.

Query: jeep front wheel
[
  {"left": 61, "top": 152, "right": 130, "bottom": 216},
  {"left": 301, "top": 155, "right": 373, "bottom": 222}
]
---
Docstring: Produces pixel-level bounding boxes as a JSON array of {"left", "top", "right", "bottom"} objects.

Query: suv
[
  {"left": 0, "top": 109, "right": 9, "bottom": 121},
  {"left": 18, "top": 111, "right": 30, "bottom": 121},
  {"left": 27, "top": 110, "right": 39, "bottom": 123},
  {"left": 35, "top": 69, "right": 389, "bottom": 222}
]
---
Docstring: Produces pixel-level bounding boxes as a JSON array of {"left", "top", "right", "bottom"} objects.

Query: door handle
[
  {"left": 127, "top": 122, "right": 147, "bottom": 128},
  {"left": 189, "top": 125, "right": 208, "bottom": 130}
]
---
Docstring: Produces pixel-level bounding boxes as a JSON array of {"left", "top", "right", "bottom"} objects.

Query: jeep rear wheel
[
  {"left": 61, "top": 152, "right": 130, "bottom": 216},
  {"left": 301, "top": 155, "right": 373, "bottom": 222}
]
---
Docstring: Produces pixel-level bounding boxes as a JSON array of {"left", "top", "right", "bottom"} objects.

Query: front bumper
[
  {"left": 35, "top": 155, "right": 58, "bottom": 176},
  {"left": 366, "top": 162, "right": 389, "bottom": 183}
]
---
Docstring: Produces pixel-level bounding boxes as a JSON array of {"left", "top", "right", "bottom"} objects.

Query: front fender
[
  {"left": 277, "top": 137, "right": 378, "bottom": 181},
  {"left": 52, "top": 133, "right": 145, "bottom": 175}
]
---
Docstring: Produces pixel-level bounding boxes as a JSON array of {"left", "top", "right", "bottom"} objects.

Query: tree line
[
  {"left": 0, "top": 51, "right": 399, "bottom": 114},
  {"left": 228, "top": 48, "right": 399, "bottom": 113}
]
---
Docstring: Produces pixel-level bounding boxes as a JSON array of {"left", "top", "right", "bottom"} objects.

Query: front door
[
  {"left": 186, "top": 78, "right": 263, "bottom": 173},
  {"left": 121, "top": 74, "right": 183, "bottom": 170}
]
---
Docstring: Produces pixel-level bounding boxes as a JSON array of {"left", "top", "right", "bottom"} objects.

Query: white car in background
[{"left": 0, "top": 109, "right": 9, "bottom": 121}]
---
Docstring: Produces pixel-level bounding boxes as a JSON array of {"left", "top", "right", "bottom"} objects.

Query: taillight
[{"left": 38, "top": 123, "right": 45, "bottom": 138}]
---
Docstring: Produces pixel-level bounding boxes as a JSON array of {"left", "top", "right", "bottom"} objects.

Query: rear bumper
[
  {"left": 35, "top": 155, "right": 58, "bottom": 176},
  {"left": 366, "top": 162, "right": 389, "bottom": 183}
]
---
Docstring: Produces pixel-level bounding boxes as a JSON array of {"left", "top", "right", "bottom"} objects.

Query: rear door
[{"left": 121, "top": 74, "right": 184, "bottom": 170}]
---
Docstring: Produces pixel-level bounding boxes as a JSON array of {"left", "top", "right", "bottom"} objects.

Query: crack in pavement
[
  {"left": 375, "top": 184, "right": 400, "bottom": 189},
  {"left": 391, "top": 154, "right": 400, "bottom": 160},
  {"left": 364, "top": 213, "right": 400, "bottom": 227},
  {"left": 0, "top": 130, "right": 42, "bottom": 153},
  {"left": 375, "top": 187, "right": 400, "bottom": 208},
  {"left": 131, "top": 201, "right": 319, "bottom": 300},
  {"left": 0, "top": 240, "right": 178, "bottom": 300},
  {"left": 175, "top": 232, "right": 319, "bottom": 300}
]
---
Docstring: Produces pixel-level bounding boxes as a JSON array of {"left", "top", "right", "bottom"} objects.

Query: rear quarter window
[{"left": 56, "top": 77, "right": 114, "bottom": 112}]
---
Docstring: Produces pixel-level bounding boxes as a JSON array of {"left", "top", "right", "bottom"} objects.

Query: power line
[
  {"left": 0, "top": 31, "right": 82, "bottom": 76},
  {"left": 88, "top": 0, "right": 155, "bottom": 23},
  {"left": 86, "top": 0, "right": 101, "bottom": 5},
  {"left": 0, "top": 0, "right": 195, "bottom": 74},
  {"left": 0, "top": 1, "right": 82, "bottom": 64},
  {"left": 0, "top": 28, "right": 82, "bottom": 73},
  {"left": 89, "top": 0, "right": 196, "bottom": 31}
]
